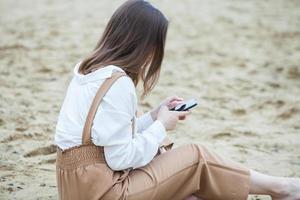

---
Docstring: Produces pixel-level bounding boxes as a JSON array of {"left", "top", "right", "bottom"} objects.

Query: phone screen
[{"left": 171, "top": 99, "right": 198, "bottom": 111}]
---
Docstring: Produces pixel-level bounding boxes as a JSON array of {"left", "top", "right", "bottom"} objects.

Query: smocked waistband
[{"left": 56, "top": 144, "right": 106, "bottom": 169}]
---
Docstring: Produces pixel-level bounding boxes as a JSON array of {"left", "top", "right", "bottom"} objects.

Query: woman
[{"left": 55, "top": 0, "right": 300, "bottom": 199}]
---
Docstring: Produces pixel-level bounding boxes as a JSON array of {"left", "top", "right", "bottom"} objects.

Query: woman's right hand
[{"left": 157, "top": 106, "right": 191, "bottom": 131}]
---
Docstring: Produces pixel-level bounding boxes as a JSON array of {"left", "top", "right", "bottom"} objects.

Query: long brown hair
[{"left": 79, "top": 0, "right": 169, "bottom": 98}]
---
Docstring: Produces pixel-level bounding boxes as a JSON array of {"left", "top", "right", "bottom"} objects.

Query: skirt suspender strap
[{"left": 82, "top": 71, "right": 127, "bottom": 145}]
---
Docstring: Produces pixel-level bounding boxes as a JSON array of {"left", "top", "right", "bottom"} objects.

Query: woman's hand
[
  {"left": 150, "top": 96, "right": 185, "bottom": 121},
  {"left": 157, "top": 106, "right": 191, "bottom": 131}
]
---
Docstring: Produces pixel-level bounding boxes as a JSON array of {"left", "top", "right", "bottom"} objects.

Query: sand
[{"left": 0, "top": 0, "right": 299, "bottom": 199}]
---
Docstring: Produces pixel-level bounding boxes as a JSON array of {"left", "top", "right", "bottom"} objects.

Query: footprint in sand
[
  {"left": 212, "top": 132, "right": 234, "bottom": 139},
  {"left": 0, "top": 118, "right": 5, "bottom": 126},
  {"left": 278, "top": 107, "right": 299, "bottom": 120},
  {"left": 287, "top": 66, "right": 300, "bottom": 79},
  {"left": 231, "top": 108, "right": 247, "bottom": 116},
  {"left": 1, "top": 133, "right": 43, "bottom": 143},
  {"left": 40, "top": 158, "right": 56, "bottom": 164},
  {"left": 24, "top": 144, "right": 56, "bottom": 157}
]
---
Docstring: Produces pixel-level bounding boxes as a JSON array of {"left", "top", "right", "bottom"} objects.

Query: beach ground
[{"left": 0, "top": 0, "right": 299, "bottom": 199}]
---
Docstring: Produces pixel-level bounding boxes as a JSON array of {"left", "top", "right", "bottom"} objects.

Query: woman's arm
[
  {"left": 136, "top": 111, "right": 154, "bottom": 132},
  {"left": 91, "top": 76, "right": 167, "bottom": 171},
  {"left": 104, "top": 118, "right": 166, "bottom": 170},
  {"left": 136, "top": 96, "right": 185, "bottom": 132}
]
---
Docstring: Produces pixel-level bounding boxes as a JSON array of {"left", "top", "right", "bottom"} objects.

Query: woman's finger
[
  {"left": 175, "top": 110, "right": 191, "bottom": 117},
  {"left": 179, "top": 115, "right": 186, "bottom": 120},
  {"left": 168, "top": 96, "right": 184, "bottom": 102},
  {"left": 168, "top": 100, "right": 184, "bottom": 109}
]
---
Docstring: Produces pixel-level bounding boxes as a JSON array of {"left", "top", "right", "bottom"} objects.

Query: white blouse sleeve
[
  {"left": 91, "top": 76, "right": 167, "bottom": 171},
  {"left": 136, "top": 111, "right": 155, "bottom": 132}
]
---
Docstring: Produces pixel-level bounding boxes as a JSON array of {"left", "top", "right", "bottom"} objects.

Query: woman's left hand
[{"left": 150, "top": 95, "right": 185, "bottom": 121}]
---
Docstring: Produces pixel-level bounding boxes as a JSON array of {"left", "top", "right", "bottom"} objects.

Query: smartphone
[{"left": 170, "top": 98, "right": 198, "bottom": 111}]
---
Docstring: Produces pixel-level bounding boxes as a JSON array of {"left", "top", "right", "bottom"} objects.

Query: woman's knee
[{"left": 186, "top": 143, "right": 207, "bottom": 162}]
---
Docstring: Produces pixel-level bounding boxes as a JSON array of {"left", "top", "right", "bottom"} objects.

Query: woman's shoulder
[
  {"left": 107, "top": 74, "right": 136, "bottom": 101},
  {"left": 85, "top": 67, "right": 136, "bottom": 99},
  {"left": 113, "top": 73, "right": 135, "bottom": 91},
  {"left": 97, "top": 72, "right": 137, "bottom": 115},
  {"left": 71, "top": 61, "right": 137, "bottom": 103}
]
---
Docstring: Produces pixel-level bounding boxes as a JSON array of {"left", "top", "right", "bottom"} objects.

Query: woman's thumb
[{"left": 176, "top": 110, "right": 191, "bottom": 117}]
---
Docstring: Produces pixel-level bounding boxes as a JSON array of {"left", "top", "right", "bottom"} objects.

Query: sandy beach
[{"left": 0, "top": 0, "right": 299, "bottom": 199}]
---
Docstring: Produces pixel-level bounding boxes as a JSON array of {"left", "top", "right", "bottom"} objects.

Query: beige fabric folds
[{"left": 56, "top": 72, "right": 250, "bottom": 200}]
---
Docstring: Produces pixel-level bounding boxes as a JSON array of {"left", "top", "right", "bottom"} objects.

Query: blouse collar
[{"left": 73, "top": 62, "right": 125, "bottom": 84}]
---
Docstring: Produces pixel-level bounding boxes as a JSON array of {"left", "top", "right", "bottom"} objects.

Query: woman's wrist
[{"left": 151, "top": 107, "right": 167, "bottom": 131}]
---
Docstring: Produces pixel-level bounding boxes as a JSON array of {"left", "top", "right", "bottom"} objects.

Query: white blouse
[{"left": 55, "top": 63, "right": 167, "bottom": 171}]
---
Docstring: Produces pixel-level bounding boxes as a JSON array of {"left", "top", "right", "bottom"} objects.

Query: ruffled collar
[{"left": 73, "top": 62, "right": 125, "bottom": 84}]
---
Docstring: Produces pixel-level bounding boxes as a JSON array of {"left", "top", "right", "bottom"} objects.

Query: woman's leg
[
  {"left": 249, "top": 170, "right": 300, "bottom": 200},
  {"left": 125, "top": 143, "right": 250, "bottom": 200},
  {"left": 187, "top": 165, "right": 300, "bottom": 200},
  {"left": 123, "top": 143, "right": 299, "bottom": 200}
]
